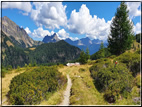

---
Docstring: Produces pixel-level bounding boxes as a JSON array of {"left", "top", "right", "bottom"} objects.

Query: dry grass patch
[
  {"left": 29, "top": 47, "right": 36, "bottom": 50},
  {"left": 2, "top": 67, "right": 37, "bottom": 105},
  {"left": 69, "top": 65, "right": 108, "bottom": 105},
  {"left": 6, "top": 40, "right": 14, "bottom": 47}
]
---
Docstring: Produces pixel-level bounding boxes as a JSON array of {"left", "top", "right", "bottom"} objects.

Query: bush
[
  {"left": 9, "top": 66, "right": 67, "bottom": 105},
  {"left": 79, "top": 68, "right": 86, "bottom": 72},
  {"left": 114, "top": 52, "right": 140, "bottom": 77},
  {"left": 58, "top": 64, "right": 64, "bottom": 68},
  {"left": 109, "top": 55, "right": 116, "bottom": 59},
  {"left": 135, "top": 48, "right": 141, "bottom": 54},
  {"left": 134, "top": 74, "right": 141, "bottom": 88},
  {"left": 90, "top": 63, "right": 134, "bottom": 103}
]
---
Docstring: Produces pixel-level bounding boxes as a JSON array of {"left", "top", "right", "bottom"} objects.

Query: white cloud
[
  {"left": 126, "top": 2, "right": 141, "bottom": 18},
  {"left": 31, "top": 2, "right": 67, "bottom": 29},
  {"left": 25, "top": 27, "right": 31, "bottom": 34},
  {"left": 68, "top": 4, "right": 112, "bottom": 41},
  {"left": 134, "top": 22, "right": 141, "bottom": 34},
  {"left": 32, "top": 27, "right": 51, "bottom": 38},
  {"left": 57, "top": 29, "right": 79, "bottom": 41},
  {"left": 69, "top": 37, "right": 79, "bottom": 41},
  {"left": 57, "top": 29, "right": 69, "bottom": 40},
  {"left": 19, "top": 11, "right": 29, "bottom": 16},
  {"left": 25, "top": 27, "right": 51, "bottom": 38},
  {"left": 2, "top": 2, "right": 32, "bottom": 13}
]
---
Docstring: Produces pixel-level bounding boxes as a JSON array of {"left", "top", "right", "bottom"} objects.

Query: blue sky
[{"left": 2, "top": 2, "right": 141, "bottom": 42}]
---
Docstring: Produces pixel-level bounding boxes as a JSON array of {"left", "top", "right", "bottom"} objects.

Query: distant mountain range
[
  {"left": 1, "top": 16, "right": 43, "bottom": 48},
  {"left": 42, "top": 33, "right": 107, "bottom": 55}
]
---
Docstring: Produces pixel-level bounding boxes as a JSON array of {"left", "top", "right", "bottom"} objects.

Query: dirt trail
[{"left": 60, "top": 74, "right": 72, "bottom": 105}]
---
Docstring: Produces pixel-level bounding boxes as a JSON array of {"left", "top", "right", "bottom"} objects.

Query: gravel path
[{"left": 60, "top": 74, "right": 72, "bottom": 105}]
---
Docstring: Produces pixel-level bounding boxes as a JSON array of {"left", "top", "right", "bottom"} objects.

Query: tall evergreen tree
[
  {"left": 86, "top": 47, "right": 90, "bottom": 60},
  {"left": 99, "top": 41, "right": 105, "bottom": 58},
  {"left": 79, "top": 50, "right": 87, "bottom": 64},
  {"left": 108, "top": 2, "right": 134, "bottom": 55}
]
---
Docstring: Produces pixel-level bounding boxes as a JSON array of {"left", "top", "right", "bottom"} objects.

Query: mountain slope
[
  {"left": 1, "top": 31, "right": 29, "bottom": 68},
  {"left": 2, "top": 32, "right": 81, "bottom": 68},
  {"left": 28, "top": 40, "right": 81, "bottom": 64},
  {"left": 42, "top": 33, "right": 60, "bottom": 43},
  {"left": 2, "top": 16, "right": 42, "bottom": 48}
]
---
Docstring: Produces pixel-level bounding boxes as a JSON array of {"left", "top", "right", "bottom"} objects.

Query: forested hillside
[
  {"left": 28, "top": 40, "right": 81, "bottom": 65},
  {"left": 2, "top": 31, "right": 29, "bottom": 68},
  {"left": 2, "top": 31, "right": 81, "bottom": 68}
]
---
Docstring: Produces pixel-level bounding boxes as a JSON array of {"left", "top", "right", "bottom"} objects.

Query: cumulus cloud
[
  {"left": 31, "top": 2, "right": 67, "bottom": 29},
  {"left": 57, "top": 29, "right": 69, "bottom": 40},
  {"left": 68, "top": 4, "right": 112, "bottom": 41},
  {"left": 126, "top": 2, "right": 141, "bottom": 19},
  {"left": 134, "top": 22, "right": 141, "bottom": 34},
  {"left": 25, "top": 27, "right": 31, "bottom": 34},
  {"left": 2, "top": 2, "right": 32, "bottom": 13},
  {"left": 69, "top": 37, "right": 79, "bottom": 41},
  {"left": 25, "top": 27, "right": 51, "bottom": 38},
  {"left": 57, "top": 29, "right": 79, "bottom": 41}
]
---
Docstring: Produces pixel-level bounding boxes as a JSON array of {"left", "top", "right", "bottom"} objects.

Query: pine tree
[
  {"left": 86, "top": 47, "right": 90, "bottom": 60},
  {"left": 108, "top": 2, "right": 134, "bottom": 55},
  {"left": 99, "top": 41, "right": 105, "bottom": 58},
  {"left": 79, "top": 50, "right": 87, "bottom": 64}
]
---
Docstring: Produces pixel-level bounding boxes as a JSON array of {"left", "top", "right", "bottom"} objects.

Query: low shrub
[
  {"left": 109, "top": 55, "right": 116, "bottom": 59},
  {"left": 134, "top": 74, "right": 141, "bottom": 88},
  {"left": 114, "top": 52, "right": 140, "bottom": 77},
  {"left": 90, "top": 63, "right": 134, "bottom": 103},
  {"left": 9, "top": 66, "right": 67, "bottom": 105},
  {"left": 79, "top": 68, "right": 86, "bottom": 72},
  {"left": 58, "top": 64, "right": 64, "bottom": 68}
]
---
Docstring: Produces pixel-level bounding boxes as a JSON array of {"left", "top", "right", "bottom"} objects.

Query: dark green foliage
[
  {"left": 109, "top": 55, "right": 116, "bottom": 59},
  {"left": 86, "top": 47, "right": 90, "bottom": 60},
  {"left": 9, "top": 66, "right": 67, "bottom": 105},
  {"left": 78, "top": 50, "right": 87, "bottom": 64},
  {"left": 89, "top": 58, "right": 111, "bottom": 76},
  {"left": 135, "top": 33, "right": 141, "bottom": 44},
  {"left": 78, "top": 47, "right": 91, "bottom": 64},
  {"left": 79, "top": 68, "right": 86, "bottom": 72},
  {"left": 108, "top": 2, "right": 134, "bottom": 55},
  {"left": 91, "top": 48, "right": 111, "bottom": 60},
  {"left": 2, "top": 31, "right": 81, "bottom": 68},
  {"left": 28, "top": 40, "right": 81, "bottom": 65},
  {"left": 90, "top": 63, "right": 134, "bottom": 103},
  {"left": 99, "top": 41, "right": 105, "bottom": 58},
  {"left": 2, "top": 31, "right": 29, "bottom": 68},
  {"left": 114, "top": 52, "right": 140, "bottom": 77}
]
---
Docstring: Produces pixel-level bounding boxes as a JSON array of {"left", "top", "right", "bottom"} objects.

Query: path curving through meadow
[{"left": 60, "top": 74, "right": 72, "bottom": 105}]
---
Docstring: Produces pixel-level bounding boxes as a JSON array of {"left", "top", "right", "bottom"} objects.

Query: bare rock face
[
  {"left": 2, "top": 16, "right": 42, "bottom": 48},
  {"left": 42, "top": 33, "right": 60, "bottom": 43}
]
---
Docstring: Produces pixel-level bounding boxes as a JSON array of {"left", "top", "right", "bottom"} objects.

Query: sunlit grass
[
  {"left": 2, "top": 67, "right": 37, "bottom": 105},
  {"left": 40, "top": 83, "right": 67, "bottom": 105}
]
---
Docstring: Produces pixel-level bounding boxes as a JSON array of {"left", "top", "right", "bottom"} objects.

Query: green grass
[
  {"left": 40, "top": 83, "right": 67, "bottom": 105},
  {"left": 59, "top": 65, "right": 108, "bottom": 105}
]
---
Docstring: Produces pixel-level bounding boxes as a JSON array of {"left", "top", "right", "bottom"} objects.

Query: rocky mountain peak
[
  {"left": 2, "top": 16, "right": 42, "bottom": 48},
  {"left": 42, "top": 33, "right": 60, "bottom": 43}
]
